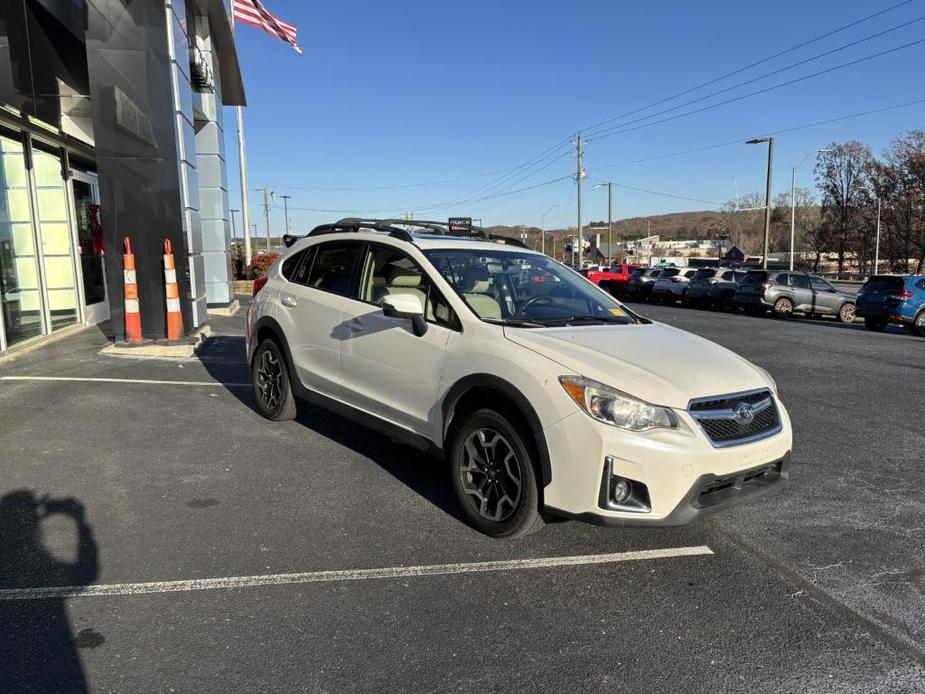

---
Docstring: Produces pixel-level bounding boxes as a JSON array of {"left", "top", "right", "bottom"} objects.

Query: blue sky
[{"left": 224, "top": 0, "right": 925, "bottom": 236}]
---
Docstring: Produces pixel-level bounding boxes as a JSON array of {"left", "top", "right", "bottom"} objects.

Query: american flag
[{"left": 232, "top": 0, "right": 302, "bottom": 55}]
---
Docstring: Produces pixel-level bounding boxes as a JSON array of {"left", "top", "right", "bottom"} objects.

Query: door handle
[{"left": 281, "top": 296, "right": 297, "bottom": 308}]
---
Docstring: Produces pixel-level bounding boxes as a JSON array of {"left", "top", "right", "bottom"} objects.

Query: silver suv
[{"left": 734, "top": 270, "right": 856, "bottom": 322}]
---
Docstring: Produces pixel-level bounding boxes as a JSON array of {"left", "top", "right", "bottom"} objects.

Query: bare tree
[{"left": 815, "top": 142, "right": 875, "bottom": 274}]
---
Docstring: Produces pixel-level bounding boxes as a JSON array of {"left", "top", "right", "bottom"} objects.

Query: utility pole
[
  {"left": 576, "top": 133, "right": 585, "bottom": 268},
  {"left": 259, "top": 186, "right": 274, "bottom": 252},
  {"left": 874, "top": 197, "right": 882, "bottom": 274},
  {"left": 280, "top": 194, "right": 292, "bottom": 237},
  {"left": 747, "top": 137, "right": 774, "bottom": 269}
]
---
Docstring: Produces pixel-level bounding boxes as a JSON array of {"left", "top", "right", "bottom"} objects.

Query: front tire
[
  {"left": 449, "top": 409, "right": 543, "bottom": 539},
  {"left": 251, "top": 339, "right": 297, "bottom": 421},
  {"left": 837, "top": 303, "right": 856, "bottom": 324}
]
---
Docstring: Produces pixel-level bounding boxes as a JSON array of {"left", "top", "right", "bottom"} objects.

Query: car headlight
[{"left": 559, "top": 376, "right": 678, "bottom": 431}]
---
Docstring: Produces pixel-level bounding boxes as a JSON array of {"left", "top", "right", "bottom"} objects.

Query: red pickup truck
[{"left": 579, "top": 264, "right": 641, "bottom": 296}]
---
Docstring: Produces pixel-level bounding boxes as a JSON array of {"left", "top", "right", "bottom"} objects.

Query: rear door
[
  {"left": 277, "top": 240, "right": 363, "bottom": 399},
  {"left": 338, "top": 243, "right": 455, "bottom": 435},
  {"left": 809, "top": 276, "right": 840, "bottom": 314},
  {"left": 786, "top": 273, "right": 813, "bottom": 310}
]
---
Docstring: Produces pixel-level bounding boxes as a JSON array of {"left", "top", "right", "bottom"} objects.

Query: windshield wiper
[
  {"left": 483, "top": 318, "right": 545, "bottom": 328},
  {"left": 537, "top": 315, "right": 632, "bottom": 326}
]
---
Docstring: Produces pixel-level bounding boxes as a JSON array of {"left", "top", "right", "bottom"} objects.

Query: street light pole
[
  {"left": 540, "top": 204, "right": 559, "bottom": 256},
  {"left": 747, "top": 137, "right": 774, "bottom": 269},
  {"left": 789, "top": 148, "right": 830, "bottom": 272},
  {"left": 230, "top": 208, "right": 239, "bottom": 242},
  {"left": 874, "top": 197, "right": 882, "bottom": 274},
  {"left": 594, "top": 182, "right": 613, "bottom": 266},
  {"left": 280, "top": 194, "right": 292, "bottom": 237},
  {"left": 576, "top": 133, "right": 585, "bottom": 268}
]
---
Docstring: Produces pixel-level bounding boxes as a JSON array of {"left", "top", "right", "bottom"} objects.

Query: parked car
[
  {"left": 625, "top": 267, "right": 662, "bottom": 299},
  {"left": 579, "top": 263, "right": 640, "bottom": 296},
  {"left": 708, "top": 269, "right": 748, "bottom": 310},
  {"left": 686, "top": 268, "right": 734, "bottom": 307},
  {"left": 855, "top": 274, "right": 925, "bottom": 336},
  {"left": 247, "top": 219, "right": 791, "bottom": 538},
  {"left": 652, "top": 268, "right": 697, "bottom": 303},
  {"left": 734, "top": 270, "right": 856, "bottom": 322}
]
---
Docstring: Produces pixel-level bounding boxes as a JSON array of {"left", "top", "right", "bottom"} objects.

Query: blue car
[{"left": 855, "top": 274, "right": 925, "bottom": 336}]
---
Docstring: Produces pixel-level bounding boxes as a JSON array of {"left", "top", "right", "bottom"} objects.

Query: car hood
[{"left": 504, "top": 322, "right": 770, "bottom": 408}]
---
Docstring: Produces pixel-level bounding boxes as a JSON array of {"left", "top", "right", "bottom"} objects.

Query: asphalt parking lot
[{"left": 1, "top": 300, "right": 923, "bottom": 693}]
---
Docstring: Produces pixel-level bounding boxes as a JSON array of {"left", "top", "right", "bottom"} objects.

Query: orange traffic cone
[
  {"left": 123, "top": 237, "right": 143, "bottom": 343},
  {"left": 163, "top": 240, "right": 183, "bottom": 341}
]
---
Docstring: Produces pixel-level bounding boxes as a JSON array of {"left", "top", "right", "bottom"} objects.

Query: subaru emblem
[{"left": 734, "top": 402, "right": 755, "bottom": 426}]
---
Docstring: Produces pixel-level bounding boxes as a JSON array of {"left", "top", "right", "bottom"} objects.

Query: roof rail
[{"left": 286, "top": 218, "right": 529, "bottom": 249}]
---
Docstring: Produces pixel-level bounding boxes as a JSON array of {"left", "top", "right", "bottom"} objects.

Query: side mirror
[{"left": 382, "top": 294, "right": 427, "bottom": 336}]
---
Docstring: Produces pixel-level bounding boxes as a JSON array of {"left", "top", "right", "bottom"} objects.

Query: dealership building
[{"left": 0, "top": 0, "right": 244, "bottom": 355}]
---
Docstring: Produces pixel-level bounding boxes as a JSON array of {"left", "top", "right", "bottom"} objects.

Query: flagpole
[{"left": 230, "top": 7, "right": 253, "bottom": 267}]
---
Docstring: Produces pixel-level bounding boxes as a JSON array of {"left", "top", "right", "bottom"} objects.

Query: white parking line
[
  {"left": 0, "top": 376, "right": 250, "bottom": 388},
  {"left": 0, "top": 546, "right": 712, "bottom": 601}
]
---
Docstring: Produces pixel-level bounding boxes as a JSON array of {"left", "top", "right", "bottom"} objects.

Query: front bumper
[{"left": 541, "top": 401, "right": 793, "bottom": 526}]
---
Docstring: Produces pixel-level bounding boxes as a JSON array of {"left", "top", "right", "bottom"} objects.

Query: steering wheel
[{"left": 514, "top": 295, "right": 557, "bottom": 317}]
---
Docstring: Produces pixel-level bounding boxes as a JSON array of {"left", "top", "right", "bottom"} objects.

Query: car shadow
[
  {"left": 198, "top": 335, "right": 469, "bottom": 526},
  {"left": 0, "top": 490, "right": 100, "bottom": 693}
]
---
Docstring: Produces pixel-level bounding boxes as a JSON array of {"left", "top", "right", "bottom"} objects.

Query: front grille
[{"left": 689, "top": 389, "right": 781, "bottom": 447}]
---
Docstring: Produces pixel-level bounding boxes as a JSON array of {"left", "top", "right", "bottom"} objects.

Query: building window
[{"left": 0, "top": 134, "right": 45, "bottom": 347}]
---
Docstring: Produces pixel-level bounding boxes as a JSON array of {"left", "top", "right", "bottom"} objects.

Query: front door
[
  {"left": 71, "top": 174, "right": 109, "bottom": 324},
  {"left": 809, "top": 276, "right": 839, "bottom": 314},
  {"left": 339, "top": 243, "right": 454, "bottom": 436}
]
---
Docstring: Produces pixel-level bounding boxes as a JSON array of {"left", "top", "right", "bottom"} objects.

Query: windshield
[
  {"left": 693, "top": 269, "right": 715, "bottom": 280},
  {"left": 659, "top": 268, "right": 680, "bottom": 278},
  {"left": 424, "top": 249, "right": 637, "bottom": 326}
]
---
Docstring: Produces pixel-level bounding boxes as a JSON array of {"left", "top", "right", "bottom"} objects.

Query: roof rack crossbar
[{"left": 290, "top": 218, "right": 529, "bottom": 249}]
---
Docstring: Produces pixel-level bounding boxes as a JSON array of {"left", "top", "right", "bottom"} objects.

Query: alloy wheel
[
  {"left": 840, "top": 304, "right": 856, "bottom": 323},
  {"left": 774, "top": 299, "right": 793, "bottom": 316},
  {"left": 459, "top": 428, "right": 523, "bottom": 522},
  {"left": 256, "top": 348, "right": 283, "bottom": 410}
]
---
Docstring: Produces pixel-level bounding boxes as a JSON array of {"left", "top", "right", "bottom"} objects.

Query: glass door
[
  {"left": 0, "top": 133, "right": 45, "bottom": 348},
  {"left": 72, "top": 172, "right": 108, "bottom": 323}
]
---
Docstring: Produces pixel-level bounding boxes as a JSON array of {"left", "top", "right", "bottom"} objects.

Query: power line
[
  {"left": 268, "top": 166, "right": 530, "bottom": 192},
  {"left": 587, "top": 36, "right": 925, "bottom": 143},
  {"left": 585, "top": 14, "right": 925, "bottom": 141},
  {"left": 579, "top": 0, "right": 917, "bottom": 136},
  {"left": 593, "top": 97, "right": 925, "bottom": 171},
  {"left": 593, "top": 180, "right": 724, "bottom": 207}
]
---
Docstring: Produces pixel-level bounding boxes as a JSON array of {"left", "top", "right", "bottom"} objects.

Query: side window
[
  {"left": 722, "top": 271, "right": 734, "bottom": 281},
  {"left": 916, "top": 280, "right": 925, "bottom": 291},
  {"left": 776, "top": 273, "right": 791, "bottom": 286},
  {"left": 810, "top": 277, "right": 833, "bottom": 292},
  {"left": 281, "top": 250, "right": 304, "bottom": 280},
  {"left": 281, "top": 247, "right": 315, "bottom": 285},
  {"left": 305, "top": 242, "right": 362, "bottom": 296},
  {"left": 357, "top": 245, "right": 458, "bottom": 330},
  {"left": 790, "top": 274, "right": 811, "bottom": 290}
]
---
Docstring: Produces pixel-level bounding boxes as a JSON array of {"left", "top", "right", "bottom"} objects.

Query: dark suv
[
  {"left": 855, "top": 274, "right": 925, "bottom": 336},
  {"left": 734, "top": 270, "right": 856, "bottom": 322},
  {"left": 685, "top": 268, "right": 745, "bottom": 308}
]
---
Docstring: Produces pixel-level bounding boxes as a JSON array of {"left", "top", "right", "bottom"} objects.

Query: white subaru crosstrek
[{"left": 246, "top": 219, "right": 792, "bottom": 538}]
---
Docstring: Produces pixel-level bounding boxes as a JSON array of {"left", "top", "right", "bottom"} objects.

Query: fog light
[{"left": 611, "top": 478, "right": 632, "bottom": 504}]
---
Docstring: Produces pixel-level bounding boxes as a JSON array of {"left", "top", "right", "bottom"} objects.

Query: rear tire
[
  {"left": 251, "top": 339, "right": 298, "bottom": 421},
  {"left": 837, "top": 303, "right": 856, "bottom": 324},
  {"left": 913, "top": 311, "right": 925, "bottom": 338},
  {"left": 864, "top": 316, "right": 888, "bottom": 332},
  {"left": 772, "top": 297, "right": 793, "bottom": 318},
  {"left": 449, "top": 408, "right": 543, "bottom": 539}
]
